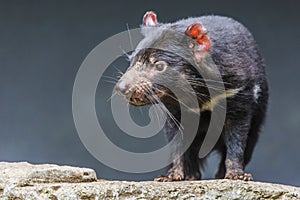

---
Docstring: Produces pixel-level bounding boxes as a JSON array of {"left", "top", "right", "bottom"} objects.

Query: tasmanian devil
[{"left": 115, "top": 11, "right": 268, "bottom": 181}]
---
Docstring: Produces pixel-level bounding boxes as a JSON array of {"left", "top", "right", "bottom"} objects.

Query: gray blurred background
[{"left": 0, "top": 0, "right": 299, "bottom": 186}]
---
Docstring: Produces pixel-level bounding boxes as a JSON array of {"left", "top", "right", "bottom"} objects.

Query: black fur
[{"left": 116, "top": 15, "right": 268, "bottom": 181}]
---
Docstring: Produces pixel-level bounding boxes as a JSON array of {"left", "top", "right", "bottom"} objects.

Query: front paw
[
  {"left": 154, "top": 171, "right": 184, "bottom": 182},
  {"left": 225, "top": 169, "right": 253, "bottom": 181},
  {"left": 154, "top": 176, "right": 172, "bottom": 182},
  {"left": 185, "top": 171, "right": 201, "bottom": 181}
]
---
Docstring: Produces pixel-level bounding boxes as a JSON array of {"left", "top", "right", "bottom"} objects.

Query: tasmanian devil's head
[
  {"left": 115, "top": 48, "right": 189, "bottom": 106},
  {"left": 115, "top": 11, "right": 211, "bottom": 106}
]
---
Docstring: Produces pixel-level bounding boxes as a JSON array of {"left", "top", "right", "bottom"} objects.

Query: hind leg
[
  {"left": 225, "top": 83, "right": 267, "bottom": 181},
  {"left": 224, "top": 116, "right": 253, "bottom": 181},
  {"left": 223, "top": 105, "right": 267, "bottom": 181},
  {"left": 244, "top": 120, "right": 260, "bottom": 166},
  {"left": 244, "top": 90, "right": 268, "bottom": 167},
  {"left": 244, "top": 107, "right": 266, "bottom": 166},
  {"left": 215, "top": 133, "right": 254, "bottom": 180}
]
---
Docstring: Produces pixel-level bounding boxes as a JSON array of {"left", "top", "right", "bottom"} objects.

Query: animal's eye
[{"left": 155, "top": 61, "right": 167, "bottom": 71}]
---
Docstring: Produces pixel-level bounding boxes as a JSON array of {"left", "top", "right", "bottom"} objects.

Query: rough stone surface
[
  {"left": 0, "top": 162, "right": 97, "bottom": 187},
  {"left": 0, "top": 162, "right": 299, "bottom": 200}
]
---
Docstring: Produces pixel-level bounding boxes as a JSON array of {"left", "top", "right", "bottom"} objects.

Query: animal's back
[{"left": 174, "top": 16, "right": 267, "bottom": 84}]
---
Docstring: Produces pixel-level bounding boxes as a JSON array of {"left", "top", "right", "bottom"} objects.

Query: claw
[{"left": 225, "top": 172, "right": 253, "bottom": 181}]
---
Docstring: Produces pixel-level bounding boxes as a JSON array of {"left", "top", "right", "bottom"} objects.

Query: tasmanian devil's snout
[
  {"left": 115, "top": 79, "right": 128, "bottom": 95},
  {"left": 115, "top": 66, "right": 155, "bottom": 106}
]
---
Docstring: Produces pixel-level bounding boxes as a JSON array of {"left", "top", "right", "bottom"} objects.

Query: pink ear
[
  {"left": 186, "top": 23, "right": 211, "bottom": 52},
  {"left": 185, "top": 23, "right": 211, "bottom": 63},
  {"left": 143, "top": 11, "right": 158, "bottom": 26}
]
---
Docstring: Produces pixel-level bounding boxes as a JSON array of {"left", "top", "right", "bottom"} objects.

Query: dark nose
[{"left": 115, "top": 80, "right": 128, "bottom": 95}]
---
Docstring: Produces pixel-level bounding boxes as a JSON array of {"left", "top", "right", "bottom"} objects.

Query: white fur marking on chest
[{"left": 188, "top": 87, "right": 243, "bottom": 113}]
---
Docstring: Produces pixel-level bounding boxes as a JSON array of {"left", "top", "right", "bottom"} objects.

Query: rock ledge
[{"left": 0, "top": 162, "right": 299, "bottom": 199}]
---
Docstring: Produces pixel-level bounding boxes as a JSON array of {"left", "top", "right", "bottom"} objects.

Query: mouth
[
  {"left": 127, "top": 89, "right": 165, "bottom": 106},
  {"left": 114, "top": 80, "right": 166, "bottom": 106},
  {"left": 129, "top": 95, "right": 149, "bottom": 106}
]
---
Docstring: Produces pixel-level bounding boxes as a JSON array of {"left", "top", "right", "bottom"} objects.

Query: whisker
[
  {"left": 126, "top": 23, "right": 134, "bottom": 50},
  {"left": 106, "top": 91, "right": 118, "bottom": 102},
  {"left": 145, "top": 94, "right": 162, "bottom": 128},
  {"left": 102, "top": 75, "right": 119, "bottom": 81},
  {"left": 143, "top": 85, "right": 185, "bottom": 139},
  {"left": 119, "top": 46, "right": 130, "bottom": 60},
  {"left": 160, "top": 103, "right": 184, "bottom": 139},
  {"left": 187, "top": 77, "right": 232, "bottom": 85},
  {"left": 144, "top": 87, "right": 173, "bottom": 128},
  {"left": 187, "top": 80, "right": 227, "bottom": 91},
  {"left": 150, "top": 91, "right": 184, "bottom": 134},
  {"left": 103, "top": 79, "right": 118, "bottom": 85},
  {"left": 211, "top": 101, "right": 226, "bottom": 110},
  {"left": 111, "top": 64, "right": 124, "bottom": 76},
  {"left": 138, "top": 106, "right": 144, "bottom": 115},
  {"left": 152, "top": 87, "right": 199, "bottom": 113}
]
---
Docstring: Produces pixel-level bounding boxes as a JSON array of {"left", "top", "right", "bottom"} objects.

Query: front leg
[
  {"left": 154, "top": 121, "right": 185, "bottom": 182},
  {"left": 154, "top": 155, "right": 185, "bottom": 182},
  {"left": 154, "top": 120, "right": 201, "bottom": 182},
  {"left": 224, "top": 117, "right": 253, "bottom": 181},
  {"left": 154, "top": 151, "right": 202, "bottom": 182}
]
